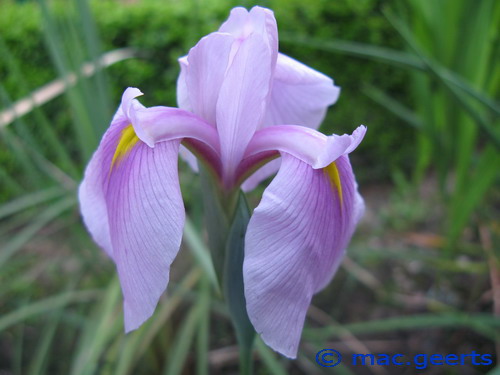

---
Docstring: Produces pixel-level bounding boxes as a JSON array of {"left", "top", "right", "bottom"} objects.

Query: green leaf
[
  {"left": 224, "top": 192, "right": 255, "bottom": 375},
  {"left": 303, "top": 313, "right": 500, "bottom": 341},
  {"left": 195, "top": 277, "right": 211, "bottom": 375},
  {"left": 0, "top": 196, "right": 76, "bottom": 268},
  {"left": 447, "top": 146, "right": 500, "bottom": 243},
  {"left": 183, "top": 218, "right": 218, "bottom": 291},
  {"left": 382, "top": 8, "right": 500, "bottom": 149},
  {"left": 70, "top": 278, "right": 122, "bottom": 375},
  {"left": 199, "top": 166, "right": 231, "bottom": 284},
  {"left": 0, "top": 290, "right": 99, "bottom": 332},
  {"left": 0, "top": 187, "right": 65, "bottom": 220},
  {"left": 282, "top": 35, "right": 500, "bottom": 117},
  {"left": 255, "top": 339, "right": 288, "bottom": 375},
  {"left": 488, "top": 365, "right": 500, "bottom": 375},
  {"left": 362, "top": 84, "right": 423, "bottom": 129},
  {"left": 113, "top": 269, "right": 201, "bottom": 375},
  {"left": 163, "top": 298, "right": 203, "bottom": 375}
]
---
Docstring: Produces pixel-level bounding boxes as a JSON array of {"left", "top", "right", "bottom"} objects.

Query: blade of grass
[
  {"left": 0, "top": 128, "right": 44, "bottom": 186},
  {"left": 27, "top": 311, "right": 62, "bottom": 375},
  {"left": 112, "top": 268, "right": 201, "bottom": 375},
  {"left": 0, "top": 187, "right": 65, "bottom": 219},
  {"left": 184, "top": 218, "right": 219, "bottom": 291},
  {"left": 0, "top": 290, "right": 99, "bottom": 332},
  {"left": 163, "top": 295, "right": 203, "bottom": 375},
  {"left": 362, "top": 83, "right": 423, "bottom": 129},
  {"left": 196, "top": 277, "right": 210, "bottom": 375},
  {"left": 13, "top": 323, "right": 25, "bottom": 375},
  {"left": 303, "top": 313, "right": 500, "bottom": 341},
  {"left": 0, "top": 49, "right": 136, "bottom": 129},
  {"left": 448, "top": 147, "right": 500, "bottom": 242},
  {"left": 0, "top": 164, "right": 23, "bottom": 197},
  {"left": 282, "top": 36, "right": 500, "bottom": 116},
  {"left": 28, "top": 277, "right": 82, "bottom": 375},
  {"left": 383, "top": 8, "right": 500, "bottom": 149},
  {"left": 255, "top": 339, "right": 288, "bottom": 375},
  {"left": 70, "top": 277, "right": 122, "bottom": 375},
  {"left": 0, "top": 40, "right": 78, "bottom": 176},
  {"left": 0, "top": 195, "right": 76, "bottom": 268}
]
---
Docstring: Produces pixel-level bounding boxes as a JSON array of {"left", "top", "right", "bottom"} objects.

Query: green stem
[
  {"left": 223, "top": 193, "right": 255, "bottom": 374},
  {"left": 199, "top": 168, "right": 255, "bottom": 373}
]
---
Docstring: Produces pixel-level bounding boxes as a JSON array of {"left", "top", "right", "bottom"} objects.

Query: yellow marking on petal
[
  {"left": 110, "top": 124, "right": 140, "bottom": 171},
  {"left": 324, "top": 161, "right": 343, "bottom": 203}
]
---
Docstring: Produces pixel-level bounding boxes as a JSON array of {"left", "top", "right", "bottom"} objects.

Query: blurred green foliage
[{"left": 0, "top": 0, "right": 412, "bottom": 194}]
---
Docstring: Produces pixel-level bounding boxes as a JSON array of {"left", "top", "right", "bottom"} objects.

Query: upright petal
[
  {"left": 264, "top": 53, "right": 340, "bottom": 129},
  {"left": 216, "top": 32, "right": 273, "bottom": 185},
  {"left": 219, "top": 6, "right": 278, "bottom": 69},
  {"left": 243, "top": 154, "right": 362, "bottom": 358},
  {"left": 185, "top": 33, "right": 234, "bottom": 125},
  {"left": 79, "top": 91, "right": 186, "bottom": 332},
  {"left": 176, "top": 56, "right": 191, "bottom": 112},
  {"left": 241, "top": 54, "right": 340, "bottom": 191}
]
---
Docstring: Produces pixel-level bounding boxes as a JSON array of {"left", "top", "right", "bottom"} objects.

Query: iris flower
[{"left": 79, "top": 6, "right": 365, "bottom": 358}]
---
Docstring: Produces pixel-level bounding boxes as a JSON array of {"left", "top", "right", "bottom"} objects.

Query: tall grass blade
[
  {"left": 0, "top": 187, "right": 65, "bottom": 219},
  {"left": 255, "top": 339, "right": 288, "bottom": 375},
  {"left": 283, "top": 36, "right": 500, "bottom": 116},
  {"left": 362, "top": 84, "right": 423, "bottom": 129},
  {"left": 184, "top": 218, "right": 218, "bottom": 290},
  {"left": 163, "top": 299, "right": 202, "bottom": 375},
  {"left": 113, "top": 269, "right": 201, "bottom": 375},
  {"left": 70, "top": 278, "right": 121, "bottom": 375},
  {"left": 196, "top": 277, "right": 210, "bottom": 375},
  {"left": 0, "top": 290, "right": 99, "bottom": 332},
  {"left": 0, "top": 196, "right": 76, "bottom": 267},
  {"left": 304, "top": 313, "right": 500, "bottom": 341}
]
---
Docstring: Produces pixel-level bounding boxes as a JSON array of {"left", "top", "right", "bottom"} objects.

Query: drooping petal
[
  {"left": 216, "top": 31, "right": 273, "bottom": 185},
  {"left": 243, "top": 154, "right": 362, "bottom": 358},
  {"left": 238, "top": 125, "right": 366, "bottom": 183},
  {"left": 263, "top": 53, "right": 340, "bottom": 129},
  {"left": 79, "top": 115, "right": 126, "bottom": 257},
  {"left": 79, "top": 121, "right": 185, "bottom": 332},
  {"left": 108, "top": 140, "right": 184, "bottom": 331},
  {"left": 79, "top": 89, "right": 192, "bottom": 331},
  {"left": 119, "top": 88, "right": 222, "bottom": 176}
]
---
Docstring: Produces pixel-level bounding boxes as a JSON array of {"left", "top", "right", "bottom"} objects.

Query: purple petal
[
  {"left": 109, "top": 140, "right": 184, "bottom": 332},
  {"left": 219, "top": 6, "right": 278, "bottom": 66},
  {"left": 179, "top": 145, "right": 199, "bottom": 172},
  {"left": 241, "top": 125, "right": 366, "bottom": 176},
  {"left": 241, "top": 158, "right": 281, "bottom": 192},
  {"left": 176, "top": 56, "right": 191, "bottom": 112},
  {"left": 79, "top": 100, "right": 185, "bottom": 332},
  {"left": 264, "top": 53, "right": 340, "bottom": 129},
  {"left": 218, "top": 7, "right": 249, "bottom": 33},
  {"left": 216, "top": 32, "right": 273, "bottom": 185},
  {"left": 176, "top": 60, "right": 200, "bottom": 173},
  {"left": 185, "top": 33, "right": 234, "bottom": 125},
  {"left": 238, "top": 52, "right": 341, "bottom": 191},
  {"left": 244, "top": 154, "right": 362, "bottom": 358}
]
